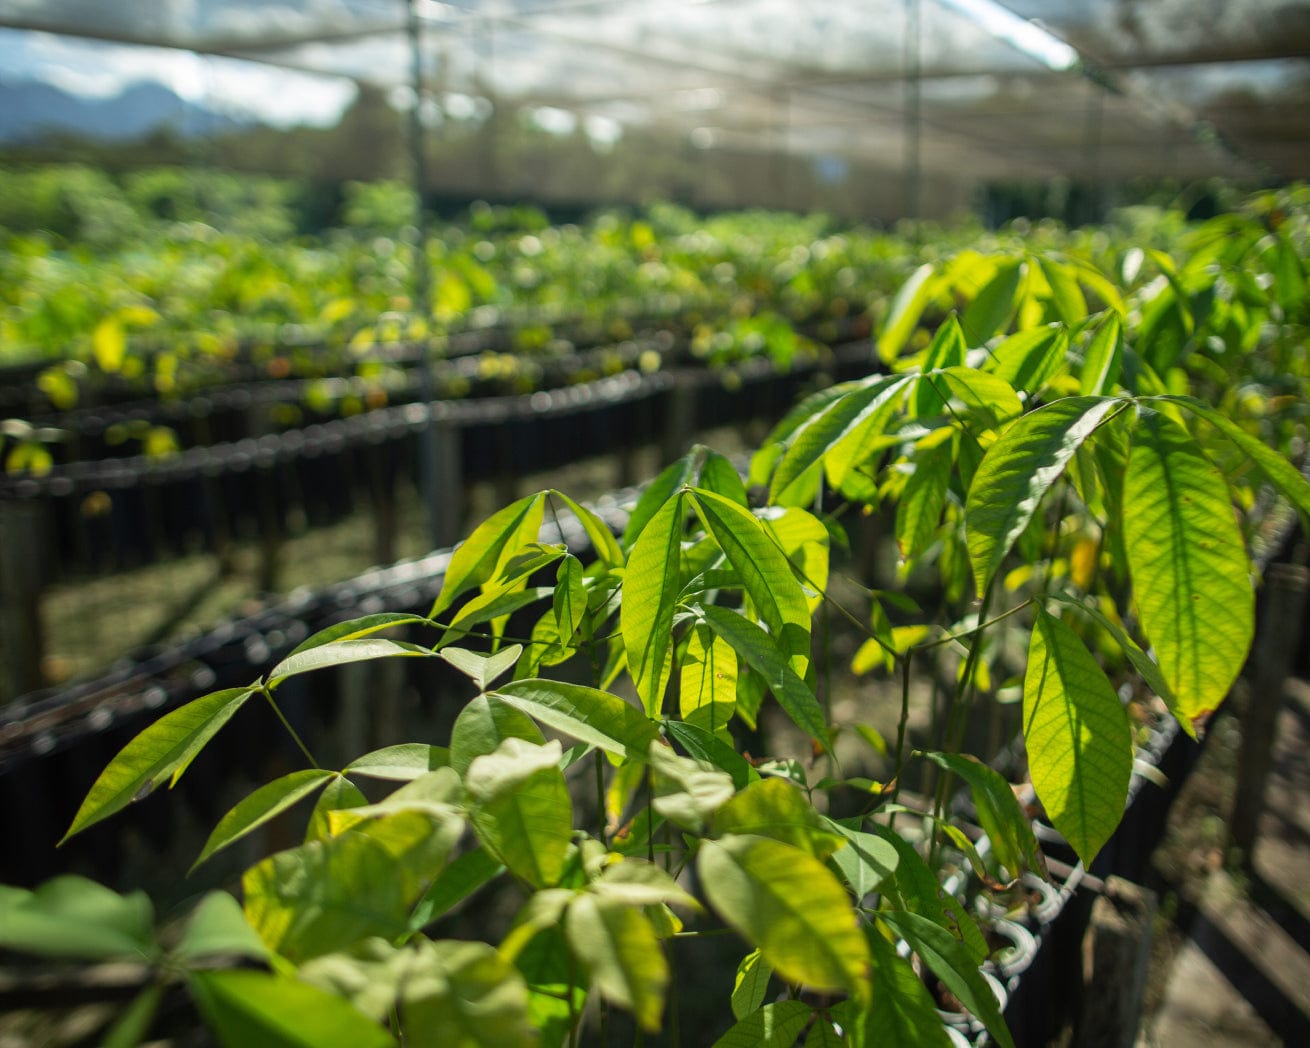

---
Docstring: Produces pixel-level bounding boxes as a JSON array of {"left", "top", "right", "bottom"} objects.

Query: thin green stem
[
  {"left": 929, "top": 576, "right": 997, "bottom": 867},
  {"left": 595, "top": 749, "right": 607, "bottom": 848},
  {"left": 888, "top": 652, "right": 913, "bottom": 830},
  {"left": 914, "top": 597, "right": 1032, "bottom": 652},
  {"left": 260, "top": 686, "right": 319, "bottom": 768}
]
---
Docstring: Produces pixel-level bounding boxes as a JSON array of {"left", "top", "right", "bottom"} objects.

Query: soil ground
[{"left": 1135, "top": 676, "right": 1310, "bottom": 1046}]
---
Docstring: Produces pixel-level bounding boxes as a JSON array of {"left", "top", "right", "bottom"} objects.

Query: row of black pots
[{"left": 3, "top": 340, "right": 875, "bottom": 580}]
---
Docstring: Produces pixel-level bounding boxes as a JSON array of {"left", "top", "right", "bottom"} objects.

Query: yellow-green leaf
[
  {"left": 1124, "top": 411, "right": 1254, "bottom": 727},
  {"left": 965, "top": 396, "right": 1121, "bottom": 595},
  {"left": 566, "top": 894, "right": 668, "bottom": 1032},
  {"left": 62, "top": 688, "right": 254, "bottom": 842},
  {"left": 699, "top": 835, "right": 870, "bottom": 1003},
  {"left": 1023, "top": 609, "right": 1133, "bottom": 865},
  {"left": 621, "top": 492, "right": 685, "bottom": 715}
]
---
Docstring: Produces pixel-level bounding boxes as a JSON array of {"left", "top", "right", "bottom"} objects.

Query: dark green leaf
[
  {"left": 701, "top": 605, "right": 827, "bottom": 745},
  {"left": 881, "top": 910, "right": 1014, "bottom": 1048},
  {"left": 919, "top": 751, "right": 1044, "bottom": 880}
]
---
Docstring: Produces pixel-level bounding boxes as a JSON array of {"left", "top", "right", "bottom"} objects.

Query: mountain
[{"left": 0, "top": 79, "right": 251, "bottom": 143}]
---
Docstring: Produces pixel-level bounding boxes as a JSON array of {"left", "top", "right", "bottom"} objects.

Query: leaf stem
[{"left": 260, "top": 685, "right": 319, "bottom": 768}]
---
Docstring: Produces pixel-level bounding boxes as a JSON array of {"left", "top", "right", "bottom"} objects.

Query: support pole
[
  {"left": 1075, "top": 877, "right": 1157, "bottom": 1048},
  {"left": 903, "top": 0, "right": 922, "bottom": 222},
  {"left": 1230, "top": 562, "right": 1309, "bottom": 862},
  {"left": 0, "top": 498, "right": 46, "bottom": 702},
  {"left": 406, "top": 0, "right": 454, "bottom": 550}
]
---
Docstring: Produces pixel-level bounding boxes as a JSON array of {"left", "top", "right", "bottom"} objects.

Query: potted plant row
[{"left": 3, "top": 206, "right": 1307, "bottom": 1046}]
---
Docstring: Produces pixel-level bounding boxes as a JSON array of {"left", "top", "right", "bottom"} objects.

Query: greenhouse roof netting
[{"left": 1, "top": 1, "right": 1307, "bottom": 205}]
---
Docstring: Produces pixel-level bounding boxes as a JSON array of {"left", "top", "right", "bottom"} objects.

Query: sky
[{"left": 0, "top": 28, "right": 358, "bottom": 128}]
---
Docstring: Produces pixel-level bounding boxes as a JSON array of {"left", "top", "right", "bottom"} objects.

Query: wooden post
[
  {"left": 1230, "top": 561, "right": 1309, "bottom": 862},
  {"left": 0, "top": 498, "right": 47, "bottom": 701},
  {"left": 430, "top": 417, "right": 463, "bottom": 550},
  {"left": 367, "top": 440, "right": 398, "bottom": 567},
  {"left": 1074, "top": 876, "right": 1157, "bottom": 1048}
]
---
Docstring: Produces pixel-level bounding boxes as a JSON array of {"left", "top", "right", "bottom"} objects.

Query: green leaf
[
  {"left": 1024, "top": 609, "right": 1134, "bottom": 865},
  {"left": 804, "top": 1015, "right": 844, "bottom": 1048},
  {"left": 698, "top": 446, "right": 750, "bottom": 507},
  {"left": 432, "top": 493, "right": 545, "bottom": 616},
  {"left": 305, "top": 775, "right": 368, "bottom": 842},
  {"left": 493, "top": 678, "right": 659, "bottom": 760},
  {"left": 1079, "top": 314, "right": 1122, "bottom": 396},
  {"left": 731, "top": 949, "right": 774, "bottom": 1020},
  {"left": 550, "top": 488, "right": 624, "bottom": 566},
  {"left": 679, "top": 621, "right": 738, "bottom": 738},
  {"left": 440, "top": 588, "right": 554, "bottom": 643},
  {"left": 770, "top": 374, "right": 912, "bottom": 501},
  {"left": 1153, "top": 395, "right": 1310, "bottom": 521},
  {"left": 297, "top": 938, "right": 412, "bottom": 1023},
  {"left": 268, "top": 638, "right": 428, "bottom": 687},
  {"left": 961, "top": 259, "right": 1022, "bottom": 343},
  {"left": 1045, "top": 592, "right": 1179, "bottom": 721},
  {"left": 881, "top": 910, "right": 1014, "bottom": 1048},
  {"left": 566, "top": 894, "right": 668, "bottom": 1032},
  {"left": 823, "top": 820, "right": 899, "bottom": 900},
  {"left": 1124, "top": 411, "right": 1254, "bottom": 726},
  {"left": 929, "top": 366, "right": 1024, "bottom": 427},
  {"left": 699, "top": 835, "right": 870, "bottom": 1002},
  {"left": 553, "top": 556, "right": 586, "bottom": 642},
  {"left": 175, "top": 891, "right": 269, "bottom": 964},
  {"left": 879, "top": 262, "right": 936, "bottom": 363},
  {"left": 62, "top": 687, "right": 254, "bottom": 842},
  {"left": 0, "top": 876, "right": 155, "bottom": 961},
  {"left": 711, "top": 778, "right": 845, "bottom": 860},
  {"left": 692, "top": 488, "right": 813, "bottom": 677},
  {"left": 286, "top": 613, "right": 429, "bottom": 658},
  {"left": 624, "top": 456, "right": 693, "bottom": 549},
  {"left": 649, "top": 741, "right": 737, "bottom": 833},
  {"left": 192, "top": 769, "right": 336, "bottom": 872},
  {"left": 622, "top": 491, "right": 685, "bottom": 716},
  {"left": 913, "top": 316, "right": 967, "bottom": 416},
  {"left": 701, "top": 605, "right": 827, "bottom": 745},
  {"left": 102, "top": 984, "right": 164, "bottom": 1048},
  {"left": 965, "top": 396, "right": 1121, "bottom": 595},
  {"left": 919, "top": 751, "right": 1044, "bottom": 880},
  {"left": 188, "top": 969, "right": 396, "bottom": 1048},
  {"left": 438, "top": 644, "right": 524, "bottom": 692},
  {"left": 714, "top": 999, "right": 814, "bottom": 1047},
  {"left": 451, "top": 693, "right": 547, "bottom": 775},
  {"left": 403, "top": 938, "right": 538, "bottom": 1048},
  {"left": 513, "top": 926, "right": 588, "bottom": 1047},
  {"left": 411, "top": 847, "right": 505, "bottom": 930},
  {"left": 761, "top": 506, "right": 831, "bottom": 614},
  {"left": 345, "top": 743, "right": 450, "bottom": 781},
  {"left": 851, "top": 927, "right": 953, "bottom": 1048},
  {"left": 591, "top": 858, "right": 701, "bottom": 912},
  {"left": 242, "top": 832, "right": 411, "bottom": 962},
  {"left": 862, "top": 823, "right": 987, "bottom": 964},
  {"left": 988, "top": 324, "right": 1068, "bottom": 393},
  {"left": 895, "top": 438, "right": 952, "bottom": 561},
  {"left": 663, "top": 719, "right": 759, "bottom": 791},
  {"left": 1038, "top": 256, "right": 1089, "bottom": 327},
  {"left": 467, "top": 739, "right": 573, "bottom": 888}
]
